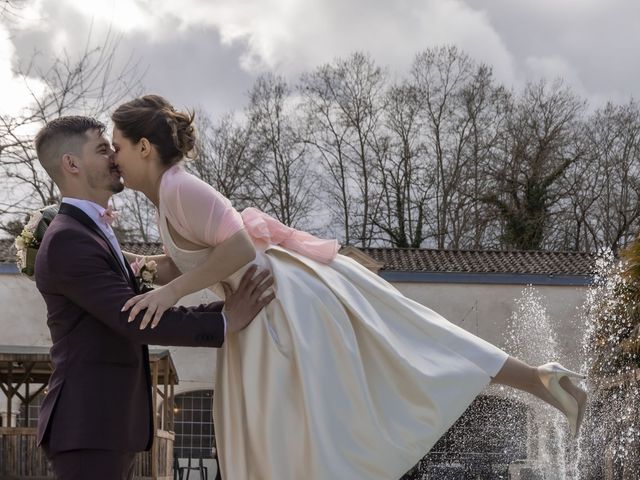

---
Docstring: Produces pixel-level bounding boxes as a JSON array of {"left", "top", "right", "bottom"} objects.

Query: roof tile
[{"left": 0, "top": 239, "right": 596, "bottom": 275}]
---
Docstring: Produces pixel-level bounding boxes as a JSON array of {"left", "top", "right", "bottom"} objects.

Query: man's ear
[{"left": 61, "top": 153, "right": 80, "bottom": 174}]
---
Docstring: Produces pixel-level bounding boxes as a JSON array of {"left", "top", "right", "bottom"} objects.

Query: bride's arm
[
  {"left": 122, "top": 230, "right": 256, "bottom": 328},
  {"left": 122, "top": 170, "right": 260, "bottom": 329},
  {"left": 169, "top": 229, "right": 256, "bottom": 297},
  {"left": 121, "top": 251, "right": 183, "bottom": 286}
]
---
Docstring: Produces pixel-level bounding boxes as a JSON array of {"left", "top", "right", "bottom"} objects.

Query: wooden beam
[
  {"left": 7, "top": 362, "right": 12, "bottom": 427},
  {"left": 11, "top": 390, "right": 26, "bottom": 405},
  {"left": 15, "top": 362, "right": 36, "bottom": 387},
  {"left": 156, "top": 388, "right": 166, "bottom": 401},
  {"left": 0, "top": 362, "right": 36, "bottom": 399},
  {"left": 26, "top": 384, "right": 47, "bottom": 404},
  {"left": 163, "top": 358, "right": 169, "bottom": 431},
  {"left": 169, "top": 383, "right": 175, "bottom": 433},
  {"left": 151, "top": 361, "right": 159, "bottom": 480},
  {"left": 2, "top": 362, "right": 36, "bottom": 404},
  {"left": 25, "top": 380, "right": 30, "bottom": 426}
]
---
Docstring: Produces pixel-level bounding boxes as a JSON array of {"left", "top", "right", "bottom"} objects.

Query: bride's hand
[{"left": 122, "top": 284, "right": 181, "bottom": 329}]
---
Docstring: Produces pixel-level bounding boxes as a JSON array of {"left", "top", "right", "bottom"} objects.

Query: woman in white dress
[{"left": 112, "top": 95, "right": 587, "bottom": 480}]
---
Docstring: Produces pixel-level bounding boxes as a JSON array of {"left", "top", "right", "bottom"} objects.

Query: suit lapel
[{"left": 58, "top": 203, "right": 137, "bottom": 291}]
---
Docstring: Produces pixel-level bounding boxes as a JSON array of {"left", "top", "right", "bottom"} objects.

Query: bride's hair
[{"left": 111, "top": 95, "right": 196, "bottom": 166}]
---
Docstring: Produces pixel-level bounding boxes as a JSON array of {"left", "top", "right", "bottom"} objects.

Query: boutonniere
[
  {"left": 14, "top": 205, "right": 59, "bottom": 278},
  {"left": 130, "top": 257, "right": 158, "bottom": 290}
]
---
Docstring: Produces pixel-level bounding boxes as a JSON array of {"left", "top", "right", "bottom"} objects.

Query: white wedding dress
[{"left": 159, "top": 205, "right": 509, "bottom": 479}]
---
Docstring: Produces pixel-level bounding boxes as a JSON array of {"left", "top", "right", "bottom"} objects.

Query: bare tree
[
  {"left": 301, "top": 52, "right": 387, "bottom": 246},
  {"left": 411, "top": 46, "right": 479, "bottom": 249},
  {"left": 566, "top": 101, "right": 640, "bottom": 252},
  {"left": 373, "top": 81, "right": 431, "bottom": 247},
  {"left": 3, "top": 38, "right": 627, "bottom": 252},
  {"left": 481, "top": 79, "right": 587, "bottom": 250},
  {"left": 300, "top": 64, "right": 353, "bottom": 243},
  {"left": 453, "top": 65, "right": 510, "bottom": 249},
  {"left": 112, "top": 190, "right": 159, "bottom": 242},
  {"left": 246, "top": 74, "right": 315, "bottom": 228},
  {"left": 0, "top": 0, "right": 25, "bottom": 21},
  {"left": 188, "top": 110, "right": 257, "bottom": 208},
  {"left": 345, "top": 50, "right": 508, "bottom": 250},
  {"left": 0, "top": 30, "right": 143, "bottom": 235}
]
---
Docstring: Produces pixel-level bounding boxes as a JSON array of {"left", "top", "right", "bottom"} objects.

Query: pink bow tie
[{"left": 99, "top": 207, "right": 118, "bottom": 226}]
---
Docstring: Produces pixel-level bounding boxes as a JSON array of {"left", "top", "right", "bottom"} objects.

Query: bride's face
[{"left": 112, "top": 127, "right": 144, "bottom": 189}]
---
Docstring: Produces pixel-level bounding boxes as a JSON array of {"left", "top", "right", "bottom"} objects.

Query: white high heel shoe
[{"left": 537, "top": 362, "right": 587, "bottom": 437}]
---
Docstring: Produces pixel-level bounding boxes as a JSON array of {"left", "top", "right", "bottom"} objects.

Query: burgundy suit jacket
[{"left": 34, "top": 203, "right": 225, "bottom": 454}]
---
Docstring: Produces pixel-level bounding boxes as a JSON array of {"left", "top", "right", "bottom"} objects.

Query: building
[{"left": 0, "top": 238, "right": 596, "bottom": 477}]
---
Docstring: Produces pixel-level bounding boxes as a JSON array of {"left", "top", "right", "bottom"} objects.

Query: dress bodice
[{"left": 158, "top": 202, "right": 272, "bottom": 300}]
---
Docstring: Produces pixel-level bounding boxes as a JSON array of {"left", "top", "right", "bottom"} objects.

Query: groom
[{"left": 32, "top": 116, "right": 274, "bottom": 480}]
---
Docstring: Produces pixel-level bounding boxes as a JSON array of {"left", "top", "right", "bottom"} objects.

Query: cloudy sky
[{"left": 2, "top": 0, "right": 639, "bottom": 119}]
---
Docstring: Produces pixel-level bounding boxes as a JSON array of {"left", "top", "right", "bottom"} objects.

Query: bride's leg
[{"left": 490, "top": 356, "right": 587, "bottom": 417}]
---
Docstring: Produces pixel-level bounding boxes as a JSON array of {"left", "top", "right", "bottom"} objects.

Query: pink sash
[{"left": 240, "top": 207, "right": 340, "bottom": 264}]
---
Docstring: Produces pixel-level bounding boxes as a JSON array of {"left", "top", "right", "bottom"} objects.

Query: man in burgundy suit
[{"left": 33, "top": 116, "right": 274, "bottom": 479}]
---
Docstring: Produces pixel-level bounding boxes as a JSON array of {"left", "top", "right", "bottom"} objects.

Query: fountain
[
  {"left": 501, "top": 286, "right": 571, "bottom": 479},
  {"left": 403, "top": 248, "right": 640, "bottom": 479},
  {"left": 504, "top": 250, "right": 640, "bottom": 479},
  {"left": 574, "top": 250, "right": 640, "bottom": 479}
]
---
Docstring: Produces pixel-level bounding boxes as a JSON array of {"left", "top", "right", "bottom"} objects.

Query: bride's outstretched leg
[
  {"left": 490, "top": 356, "right": 587, "bottom": 435},
  {"left": 491, "top": 357, "right": 561, "bottom": 409}
]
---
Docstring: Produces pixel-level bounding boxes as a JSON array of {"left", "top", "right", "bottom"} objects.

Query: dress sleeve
[{"left": 162, "top": 167, "right": 245, "bottom": 247}]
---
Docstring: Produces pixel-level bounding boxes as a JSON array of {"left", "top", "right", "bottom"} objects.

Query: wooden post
[
  {"left": 169, "top": 382, "right": 175, "bottom": 432},
  {"left": 163, "top": 358, "right": 169, "bottom": 431},
  {"left": 151, "top": 360, "right": 159, "bottom": 480},
  {"left": 7, "top": 362, "right": 13, "bottom": 428},
  {"left": 25, "top": 380, "right": 30, "bottom": 426}
]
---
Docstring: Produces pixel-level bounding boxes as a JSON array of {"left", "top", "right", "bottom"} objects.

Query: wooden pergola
[{"left": 0, "top": 345, "right": 179, "bottom": 480}]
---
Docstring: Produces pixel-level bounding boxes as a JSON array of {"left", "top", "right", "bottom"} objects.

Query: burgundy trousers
[{"left": 43, "top": 445, "right": 136, "bottom": 480}]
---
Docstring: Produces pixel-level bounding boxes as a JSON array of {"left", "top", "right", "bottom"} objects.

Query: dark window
[
  {"left": 17, "top": 391, "right": 45, "bottom": 428},
  {"left": 173, "top": 390, "right": 216, "bottom": 459}
]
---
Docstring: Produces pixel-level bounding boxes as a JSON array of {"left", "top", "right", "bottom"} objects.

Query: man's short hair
[{"left": 34, "top": 116, "right": 106, "bottom": 185}]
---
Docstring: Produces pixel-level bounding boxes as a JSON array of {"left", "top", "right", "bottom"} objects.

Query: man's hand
[{"left": 222, "top": 265, "right": 275, "bottom": 335}]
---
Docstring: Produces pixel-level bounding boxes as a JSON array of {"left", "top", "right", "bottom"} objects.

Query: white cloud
[
  {"left": 61, "top": 0, "right": 153, "bottom": 34},
  {"left": 0, "top": 23, "right": 45, "bottom": 115},
  {"left": 476, "top": 0, "right": 640, "bottom": 107},
  {"left": 145, "top": 0, "right": 519, "bottom": 86},
  {"left": 524, "top": 55, "right": 582, "bottom": 86},
  {"left": 2, "top": 0, "right": 640, "bottom": 118}
]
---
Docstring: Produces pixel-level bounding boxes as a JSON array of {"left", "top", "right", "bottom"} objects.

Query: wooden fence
[{"left": 0, "top": 427, "right": 174, "bottom": 479}]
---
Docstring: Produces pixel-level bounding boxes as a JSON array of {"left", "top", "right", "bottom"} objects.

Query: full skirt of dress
[{"left": 210, "top": 246, "right": 509, "bottom": 480}]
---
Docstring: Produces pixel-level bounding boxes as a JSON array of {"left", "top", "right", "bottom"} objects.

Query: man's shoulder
[
  {"left": 36, "top": 216, "right": 110, "bottom": 287},
  {"left": 41, "top": 216, "right": 104, "bottom": 261},
  {"left": 42, "top": 215, "right": 87, "bottom": 246}
]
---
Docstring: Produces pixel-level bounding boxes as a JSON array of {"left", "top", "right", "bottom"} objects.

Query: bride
[{"left": 112, "top": 95, "right": 587, "bottom": 480}]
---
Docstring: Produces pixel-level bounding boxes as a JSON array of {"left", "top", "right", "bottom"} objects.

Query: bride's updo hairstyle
[{"left": 111, "top": 95, "right": 196, "bottom": 166}]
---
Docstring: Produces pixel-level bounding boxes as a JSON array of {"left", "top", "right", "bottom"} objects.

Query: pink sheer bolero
[{"left": 158, "top": 165, "right": 340, "bottom": 264}]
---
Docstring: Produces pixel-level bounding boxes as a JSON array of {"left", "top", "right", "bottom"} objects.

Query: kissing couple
[{"left": 33, "top": 95, "right": 587, "bottom": 480}]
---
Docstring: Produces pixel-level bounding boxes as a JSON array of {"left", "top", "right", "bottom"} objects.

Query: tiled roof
[
  {"left": 0, "top": 238, "right": 596, "bottom": 276},
  {"left": 360, "top": 248, "right": 596, "bottom": 276},
  {"left": 120, "top": 241, "right": 164, "bottom": 256},
  {"left": 0, "top": 238, "right": 164, "bottom": 264}
]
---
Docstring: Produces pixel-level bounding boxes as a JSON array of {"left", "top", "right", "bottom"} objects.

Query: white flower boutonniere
[{"left": 130, "top": 257, "right": 158, "bottom": 291}]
